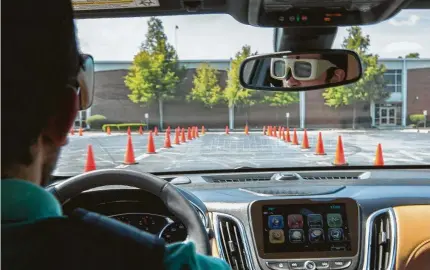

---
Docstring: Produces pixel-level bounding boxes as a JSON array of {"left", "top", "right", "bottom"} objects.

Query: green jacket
[{"left": 1, "top": 179, "right": 231, "bottom": 270}]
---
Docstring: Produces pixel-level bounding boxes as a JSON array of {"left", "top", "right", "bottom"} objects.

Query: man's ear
[
  {"left": 331, "top": 69, "right": 346, "bottom": 83},
  {"left": 42, "top": 89, "right": 79, "bottom": 147}
]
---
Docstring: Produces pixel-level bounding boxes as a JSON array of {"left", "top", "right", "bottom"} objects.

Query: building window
[{"left": 383, "top": 69, "right": 402, "bottom": 93}]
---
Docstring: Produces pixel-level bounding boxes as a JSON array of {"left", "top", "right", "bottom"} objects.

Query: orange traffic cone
[
  {"left": 333, "top": 136, "right": 348, "bottom": 166},
  {"left": 225, "top": 126, "right": 229, "bottom": 135},
  {"left": 285, "top": 128, "right": 291, "bottom": 142},
  {"left": 174, "top": 129, "right": 180, "bottom": 145},
  {"left": 106, "top": 126, "right": 111, "bottom": 135},
  {"left": 301, "top": 129, "right": 310, "bottom": 149},
  {"left": 124, "top": 135, "right": 138, "bottom": 164},
  {"left": 187, "top": 127, "right": 192, "bottom": 140},
  {"left": 201, "top": 126, "right": 205, "bottom": 135},
  {"left": 272, "top": 126, "right": 277, "bottom": 137},
  {"left": 292, "top": 128, "right": 299, "bottom": 145},
  {"left": 138, "top": 126, "right": 143, "bottom": 135},
  {"left": 196, "top": 126, "right": 199, "bottom": 137},
  {"left": 192, "top": 127, "right": 196, "bottom": 139},
  {"left": 147, "top": 131, "right": 156, "bottom": 154},
  {"left": 278, "top": 126, "right": 282, "bottom": 138},
  {"left": 282, "top": 128, "right": 286, "bottom": 141},
  {"left": 374, "top": 143, "right": 384, "bottom": 166},
  {"left": 263, "top": 126, "right": 266, "bottom": 135},
  {"left": 181, "top": 128, "right": 186, "bottom": 143},
  {"left": 315, "top": 132, "right": 326, "bottom": 155},
  {"left": 164, "top": 132, "right": 172, "bottom": 148},
  {"left": 154, "top": 126, "right": 159, "bottom": 136},
  {"left": 84, "top": 145, "right": 96, "bottom": 172},
  {"left": 245, "top": 124, "right": 249, "bottom": 135},
  {"left": 127, "top": 126, "right": 131, "bottom": 136},
  {"left": 79, "top": 127, "right": 83, "bottom": 136},
  {"left": 70, "top": 128, "right": 75, "bottom": 136}
]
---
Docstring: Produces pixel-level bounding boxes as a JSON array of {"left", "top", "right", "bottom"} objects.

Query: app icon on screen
[
  {"left": 327, "top": 213, "right": 343, "bottom": 228},
  {"left": 289, "top": 229, "right": 305, "bottom": 243},
  {"left": 269, "top": 229, "right": 285, "bottom": 244},
  {"left": 309, "top": 228, "right": 325, "bottom": 243},
  {"left": 287, "top": 214, "right": 304, "bottom": 229},
  {"left": 268, "top": 215, "right": 284, "bottom": 229},
  {"left": 307, "top": 214, "right": 323, "bottom": 228},
  {"left": 328, "top": 228, "right": 344, "bottom": 242}
]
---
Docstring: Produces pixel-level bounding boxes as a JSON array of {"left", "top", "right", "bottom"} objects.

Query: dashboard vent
[
  {"left": 299, "top": 171, "right": 369, "bottom": 180},
  {"left": 302, "top": 176, "right": 359, "bottom": 180},
  {"left": 214, "top": 213, "right": 251, "bottom": 270},
  {"left": 366, "top": 209, "right": 396, "bottom": 270},
  {"left": 204, "top": 174, "right": 272, "bottom": 183}
]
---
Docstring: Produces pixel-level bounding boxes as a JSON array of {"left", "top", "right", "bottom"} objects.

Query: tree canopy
[
  {"left": 124, "top": 17, "right": 180, "bottom": 128},
  {"left": 323, "top": 26, "right": 388, "bottom": 128},
  {"left": 188, "top": 63, "right": 222, "bottom": 108},
  {"left": 263, "top": 92, "right": 299, "bottom": 107},
  {"left": 224, "top": 45, "right": 260, "bottom": 107}
]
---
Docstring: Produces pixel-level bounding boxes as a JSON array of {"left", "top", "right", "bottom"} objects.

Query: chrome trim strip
[
  {"left": 213, "top": 212, "right": 254, "bottom": 270},
  {"left": 363, "top": 208, "right": 397, "bottom": 270}
]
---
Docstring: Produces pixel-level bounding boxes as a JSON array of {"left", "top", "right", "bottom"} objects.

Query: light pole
[{"left": 174, "top": 25, "right": 179, "bottom": 57}]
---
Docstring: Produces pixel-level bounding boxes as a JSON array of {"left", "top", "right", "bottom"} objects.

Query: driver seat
[{"left": 2, "top": 208, "right": 167, "bottom": 270}]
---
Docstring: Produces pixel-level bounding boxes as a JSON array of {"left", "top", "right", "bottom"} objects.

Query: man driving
[
  {"left": 2, "top": 1, "right": 230, "bottom": 270},
  {"left": 270, "top": 53, "right": 348, "bottom": 88}
]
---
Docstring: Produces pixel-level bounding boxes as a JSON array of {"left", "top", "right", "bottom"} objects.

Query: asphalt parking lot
[{"left": 54, "top": 129, "right": 430, "bottom": 175}]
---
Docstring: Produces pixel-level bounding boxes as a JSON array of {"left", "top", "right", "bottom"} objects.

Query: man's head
[
  {"left": 282, "top": 53, "right": 348, "bottom": 88},
  {"left": 2, "top": 0, "right": 81, "bottom": 185}
]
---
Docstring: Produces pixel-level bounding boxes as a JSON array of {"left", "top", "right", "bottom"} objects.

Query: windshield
[{"left": 54, "top": 10, "right": 430, "bottom": 176}]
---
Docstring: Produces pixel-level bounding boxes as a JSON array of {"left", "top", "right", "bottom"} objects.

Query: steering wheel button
[
  {"left": 329, "top": 260, "right": 352, "bottom": 269},
  {"left": 315, "top": 260, "right": 329, "bottom": 269}
]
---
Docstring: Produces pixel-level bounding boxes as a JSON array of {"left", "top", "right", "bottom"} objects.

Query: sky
[{"left": 76, "top": 9, "right": 430, "bottom": 61}]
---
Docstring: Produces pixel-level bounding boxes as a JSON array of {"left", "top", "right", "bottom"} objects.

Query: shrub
[
  {"left": 102, "top": 123, "right": 146, "bottom": 132},
  {"left": 409, "top": 114, "right": 425, "bottom": 123},
  {"left": 86, "top": 114, "right": 106, "bottom": 125},
  {"left": 86, "top": 115, "right": 107, "bottom": 129}
]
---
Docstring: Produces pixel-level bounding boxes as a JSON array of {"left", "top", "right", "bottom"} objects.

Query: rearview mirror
[
  {"left": 78, "top": 54, "right": 95, "bottom": 110},
  {"left": 239, "top": 50, "right": 362, "bottom": 91}
]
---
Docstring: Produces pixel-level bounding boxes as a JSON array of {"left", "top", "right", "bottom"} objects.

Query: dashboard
[{"left": 59, "top": 168, "right": 430, "bottom": 270}]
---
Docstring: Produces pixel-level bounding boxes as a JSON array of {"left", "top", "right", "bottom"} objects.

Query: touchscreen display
[{"left": 263, "top": 204, "right": 351, "bottom": 253}]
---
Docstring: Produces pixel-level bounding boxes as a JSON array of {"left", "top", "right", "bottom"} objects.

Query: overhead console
[
  {"left": 248, "top": 0, "right": 413, "bottom": 27},
  {"left": 250, "top": 198, "right": 360, "bottom": 270}
]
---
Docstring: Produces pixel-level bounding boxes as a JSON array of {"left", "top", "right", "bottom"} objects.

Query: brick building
[{"left": 76, "top": 58, "right": 430, "bottom": 129}]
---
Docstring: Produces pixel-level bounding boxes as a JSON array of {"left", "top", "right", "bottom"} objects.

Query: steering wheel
[{"left": 47, "top": 169, "right": 210, "bottom": 255}]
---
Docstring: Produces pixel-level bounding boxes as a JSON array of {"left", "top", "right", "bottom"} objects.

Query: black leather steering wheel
[{"left": 47, "top": 169, "right": 210, "bottom": 255}]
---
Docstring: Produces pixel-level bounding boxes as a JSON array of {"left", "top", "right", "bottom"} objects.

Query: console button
[
  {"left": 315, "top": 260, "right": 330, "bottom": 269},
  {"left": 329, "top": 260, "right": 352, "bottom": 269},
  {"left": 266, "top": 262, "right": 289, "bottom": 270},
  {"left": 304, "top": 260, "right": 316, "bottom": 270},
  {"left": 289, "top": 261, "right": 305, "bottom": 269}
]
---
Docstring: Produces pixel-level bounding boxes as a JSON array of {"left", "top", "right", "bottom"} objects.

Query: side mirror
[
  {"left": 239, "top": 49, "right": 362, "bottom": 92},
  {"left": 78, "top": 54, "right": 95, "bottom": 110}
]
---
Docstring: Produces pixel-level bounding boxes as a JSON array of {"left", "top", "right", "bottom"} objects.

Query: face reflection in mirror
[{"left": 282, "top": 54, "right": 347, "bottom": 88}]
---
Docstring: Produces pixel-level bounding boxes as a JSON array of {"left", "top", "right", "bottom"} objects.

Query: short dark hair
[
  {"left": 322, "top": 53, "right": 349, "bottom": 82},
  {"left": 2, "top": 0, "right": 80, "bottom": 170}
]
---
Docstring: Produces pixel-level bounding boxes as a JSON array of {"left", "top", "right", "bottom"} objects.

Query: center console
[{"left": 249, "top": 198, "right": 360, "bottom": 270}]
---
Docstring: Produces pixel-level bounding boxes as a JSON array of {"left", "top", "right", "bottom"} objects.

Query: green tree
[
  {"left": 323, "top": 26, "right": 388, "bottom": 129},
  {"left": 405, "top": 52, "right": 420, "bottom": 58},
  {"left": 224, "top": 45, "right": 260, "bottom": 125},
  {"left": 263, "top": 92, "right": 299, "bottom": 107},
  {"left": 125, "top": 17, "right": 180, "bottom": 129},
  {"left": 187, "top": 63, "right": 222, "bottom": 108}
]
